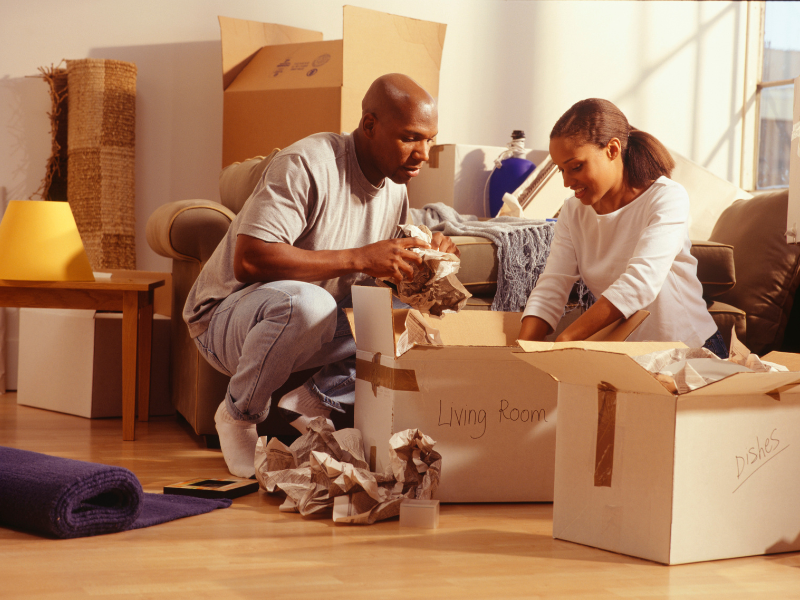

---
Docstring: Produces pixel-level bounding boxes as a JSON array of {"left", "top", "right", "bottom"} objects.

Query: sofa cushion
[
  {"left": 709, "top": 188, "right": 800, "bottom": 355},
  {"left": 689, "top": 240, "right": 735, "bottom": 298},
  {"left": 218, "top": 150, "right": 279, "bottom": 214},
  {"left": 453, "top": 234, "right": 735, "bottom": 303},
  {"left": 452, "top": 236, "right": 497, "bottom": 296}
]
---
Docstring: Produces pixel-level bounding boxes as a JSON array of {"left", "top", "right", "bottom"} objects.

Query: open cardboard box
[
  {"left": 514, "top": 341, "right": 800, "bottom": 564},
  {"left": 347, "top": 285, "right": 646, "bottom": 503},
  {"left": 219, "top": 7, "right": 446, "bottom": 167}
]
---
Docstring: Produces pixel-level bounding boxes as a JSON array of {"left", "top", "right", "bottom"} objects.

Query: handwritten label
[
  {"left": 732, "top": 428, "right": 789, "bottom": 493},
  {"left": 437, "top": 399, "right": 548, "bottom": 440}
]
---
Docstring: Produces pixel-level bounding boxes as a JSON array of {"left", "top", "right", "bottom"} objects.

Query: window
[{"left": 756, "top": 1, "right": 800, "bottom": 189}]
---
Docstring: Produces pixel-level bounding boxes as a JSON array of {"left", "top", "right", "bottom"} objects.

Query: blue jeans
[
  {"left": 702, "top": 329, "right": 729, "bottom": 359},
  {"left": 194, "top": 281, "right": 357, "bottom": 424}
]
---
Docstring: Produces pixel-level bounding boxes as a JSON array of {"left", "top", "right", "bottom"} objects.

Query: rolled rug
[{"left": 0, "top": 446, "right": 230, "bottom": 539}]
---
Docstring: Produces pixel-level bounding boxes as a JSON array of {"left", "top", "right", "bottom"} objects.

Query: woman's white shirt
[{"left": 522, "top": 176, "right": 717, "bottom": 347}]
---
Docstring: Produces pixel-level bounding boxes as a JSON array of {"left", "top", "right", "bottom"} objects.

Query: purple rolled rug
[{"left": 0, "top": 446, "right": 230, "bottom": 539}]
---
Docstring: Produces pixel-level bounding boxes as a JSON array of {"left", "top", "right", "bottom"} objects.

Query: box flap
[
  {"left": 587, "top": 310, "right": 650, "bottom": 342},
  {"left": 514, "top": 343, "right": 680, "bottom": 395},
  {"left": 341, "top": 6, "right": 445, "bottom": 121},
  {"left": 420, "top": 310, "right": 522, "bottom": 347},
  {"left": 227, "top": 40, "right": 343, "bottom": 93},
  {"left": 351, "top": 285, "right": 396, "bottom": 356},
  {"left": 762, "top": 351, "right": 800, "bottom": 372},
  {"left": 680, "top": 370, "right": 800, "bottom": 397},
  {"left": 219, "top": 15, "right": 323, "bottom": 91}
]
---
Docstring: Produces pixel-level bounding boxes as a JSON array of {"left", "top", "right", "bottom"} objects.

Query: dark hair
[{"left": 550, "top": 98, "right": 675, "bottom": 189}]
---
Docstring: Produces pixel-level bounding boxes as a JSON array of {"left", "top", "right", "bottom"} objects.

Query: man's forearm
[
  {"left": 233, "top": 234, "right": 432, "bottom": 284},
  {"left": 234, "top": 238, "right": 359, "bottom": 284}
]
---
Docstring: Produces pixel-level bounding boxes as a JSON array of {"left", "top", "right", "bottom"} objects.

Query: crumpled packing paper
[
  {"left": 634, "top": 330, "right": 788, "bottom": 394},
  {"left": 379, "top": 223, "right": 471, "bottom": 316},
  {"left": 254, "top": 418, "right": 442, "bottom": 525}
]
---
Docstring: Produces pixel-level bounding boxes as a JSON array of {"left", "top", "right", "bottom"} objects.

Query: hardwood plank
[{"left": 2, "top": 394, "right": 800, "bottom": 599}]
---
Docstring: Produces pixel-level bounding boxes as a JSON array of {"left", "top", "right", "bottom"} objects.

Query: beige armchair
[{"left": 146, "top": 153, "right": 277, "bottom": 440}]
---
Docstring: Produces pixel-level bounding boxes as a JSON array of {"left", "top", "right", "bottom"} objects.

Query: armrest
[
  {"left": 146, "top": 199, "right": 236, "bottom": 263},
  {"left": 689, "top": 240, "right": 736, "bottom": 299}
]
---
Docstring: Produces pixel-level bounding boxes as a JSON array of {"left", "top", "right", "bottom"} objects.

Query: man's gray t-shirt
[{"left": 183, "top": 132, "right": 409, "bottom": 338}]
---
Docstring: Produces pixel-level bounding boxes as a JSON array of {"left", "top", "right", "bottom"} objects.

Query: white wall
[{"left": 0, "top": 0, "right": 749, "bottom": 387}]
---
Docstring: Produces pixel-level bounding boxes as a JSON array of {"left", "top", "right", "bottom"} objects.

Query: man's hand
[
  {"left": 354, "top": 237, "right": 429, "bottom": 283},
  {"left": 431, "top": 231, "right": 460, "bottom": 257}
]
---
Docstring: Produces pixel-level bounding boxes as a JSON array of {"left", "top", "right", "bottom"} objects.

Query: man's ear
[{"left": 361, "top": 113, "right": 377, "bottom": 139}]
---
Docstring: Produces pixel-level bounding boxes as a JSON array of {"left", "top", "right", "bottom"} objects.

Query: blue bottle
[{"left": 486, "top": 130, "right": 536, "bottom": 217}]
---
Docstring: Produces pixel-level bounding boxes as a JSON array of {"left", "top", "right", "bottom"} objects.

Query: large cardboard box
[
  {"left": 17, "top": 309, "right": 172, "bottom": 418},
  {"left": 348, "top": 286, "right": 645, "bottom": 503},
  {"left": 220, "top": 8, "right": 446, "bottom": 167},
  {"left": 514, "top": 342, "right": 800, "bottom": 564},
  {"left": 407, "top": 144, "right": 548, "bottom": 217}
]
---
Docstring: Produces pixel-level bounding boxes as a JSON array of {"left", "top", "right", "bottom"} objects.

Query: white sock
[
  {"left": 214, "top": 402, "right": 257, "bottom": 478},
  {"left": 277, "top": 386, "right": 333, "bottom": 434}
]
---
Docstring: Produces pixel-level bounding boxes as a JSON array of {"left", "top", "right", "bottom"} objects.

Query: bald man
[{"left": 184, "top": 74, "right": 456, "bottom": 477}]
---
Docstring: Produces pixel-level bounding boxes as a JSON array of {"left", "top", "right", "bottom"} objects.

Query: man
[{"left": 184, "top": 73, "right": 457, "bottom": 477}]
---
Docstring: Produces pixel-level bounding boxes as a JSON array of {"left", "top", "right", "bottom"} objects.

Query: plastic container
[{"left": 485, "top": 130, "right": 536, "bottom": 217}]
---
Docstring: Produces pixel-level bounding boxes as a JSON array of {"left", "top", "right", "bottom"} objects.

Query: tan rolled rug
[{"left": 66, "top": 59, "right": 137, "bottom": 270}]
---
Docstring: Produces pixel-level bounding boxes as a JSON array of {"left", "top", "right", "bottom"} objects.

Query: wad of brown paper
[
  {"left": 379, "top": 223, "right": 471, "bottom": 316},
  {"left": 254, "top": 418, "right": 442, "bottom": 525}
]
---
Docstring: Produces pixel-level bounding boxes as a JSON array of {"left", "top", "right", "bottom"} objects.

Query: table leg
[
  {"left": 122, "top": 291, "right": 139, "bottom": 441},
  {"left": 137, "top": 294, "right": 154, "bottom": 422}
]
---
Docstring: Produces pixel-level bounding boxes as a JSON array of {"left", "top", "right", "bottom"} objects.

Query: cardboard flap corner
[
  {"left": 219, "top": 15, "right": 324, "bottom": 90},
  {"left": 681, "top": 370, "right": 800, "bottom": 398},
  {"left": 514, "top": 344, "right": 677, "bottom": 395},
  {"left": 587, "top": 310, "right": 650, "bottom": 342},
  {"left": 351, "top": 285, "right": 397, "bottom": 356},
  {"left": 341, "top": 5, "right": 446, "bottom": 98}
]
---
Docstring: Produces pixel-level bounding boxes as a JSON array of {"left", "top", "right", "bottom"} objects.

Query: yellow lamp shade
[{"left": 0, "top": 200, "right": 95, "bottom": 282}]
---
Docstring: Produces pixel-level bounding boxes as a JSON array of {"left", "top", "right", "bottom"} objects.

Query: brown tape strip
[
  {"left": 594, "top": 382, "right": 617, "bottom": 488},
  {"left": 355, "top": 353, "right": 420, "bottom": 397}
]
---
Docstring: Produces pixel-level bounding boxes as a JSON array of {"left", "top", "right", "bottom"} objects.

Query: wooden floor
[{"left": 3, "top": 394, "right": 800, "bottom": 599}]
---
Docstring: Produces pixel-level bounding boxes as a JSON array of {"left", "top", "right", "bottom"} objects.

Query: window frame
[{"left": 742, "top": 0, "right": 797, "bottom": 191}]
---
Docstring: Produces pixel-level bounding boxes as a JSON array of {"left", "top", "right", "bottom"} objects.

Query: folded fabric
[{"left": 0, "top": 446, "right": 231, "bottom": 539}]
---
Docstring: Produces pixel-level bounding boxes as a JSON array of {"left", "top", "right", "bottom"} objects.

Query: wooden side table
[{"left": 0, "top": 273, "right": 166, "bottom": 441}]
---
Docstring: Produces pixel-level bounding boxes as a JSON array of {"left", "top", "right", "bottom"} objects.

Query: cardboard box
[
  {"left": 17, "top": 308, "right": 172, "bottom": 418},
  {"left": 407, "top": 144, "right": 548, "bottom": 217},
  {"left": 514, "top": 342, "right": 800, "bottom": 564},
  {"left": 347, "top": 286, "right": 645, "bottom": 503},
  {"left": 220, "top": 8, "right": 446, "bottom": 167}
]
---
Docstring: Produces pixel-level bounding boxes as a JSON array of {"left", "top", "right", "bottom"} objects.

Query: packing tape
[
  {"left": 594, "top": 382, "right": 617, "bottom": 488},
  {"left": 356, "top": 352, "right": 420, "bottom": 397},
  {"left": 793, "top": 122, "right": 800, "bottom": 157}
]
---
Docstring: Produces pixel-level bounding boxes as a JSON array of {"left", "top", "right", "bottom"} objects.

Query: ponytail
[
  {"left": 624, "top": 128, "right": 675, "bottom": 189},
  {"left": 551, "top": 99, "right": 675, "bottom": 189}
]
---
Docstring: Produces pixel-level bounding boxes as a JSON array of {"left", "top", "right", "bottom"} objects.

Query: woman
[{"left": 519, "top": 98, "right": 727, "bottom": 358}]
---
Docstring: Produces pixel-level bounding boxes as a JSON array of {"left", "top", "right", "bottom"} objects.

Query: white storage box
[
  {"left": 17, "top": 308, "right": 172, "bottom": 418},
  {"left": 515, "top": 342, "right": 800, "bottom": 564}
]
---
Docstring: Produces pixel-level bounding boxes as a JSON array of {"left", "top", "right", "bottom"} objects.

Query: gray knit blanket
[{"left": 410, "top": 203, "right": 555, "bottom": 312}]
